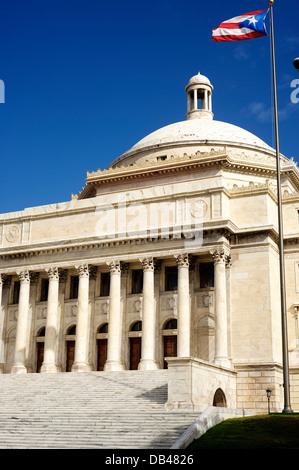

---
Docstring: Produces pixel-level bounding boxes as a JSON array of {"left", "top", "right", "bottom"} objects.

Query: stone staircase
[{"left": 0, "top": 370, "right": 200, "bottom": 449}]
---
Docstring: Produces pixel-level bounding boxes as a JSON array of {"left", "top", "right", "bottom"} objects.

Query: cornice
[
  {"left": 0, "top": 223, "right": 280, "bottom": 269},
  {"left": 77, "top": 149, "right": 299, "bottom": 199}
]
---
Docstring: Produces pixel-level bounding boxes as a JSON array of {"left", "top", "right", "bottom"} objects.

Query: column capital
[
  {"left": 120, "top": 262, "right": 129, "bottom": 277},
  {"left": 17, "top": 270, "right": 31, "bottom": 284},
  {"left": 108, "top": 260, "right": 121, "bottom": 275},
  {"left": 141, "top": 257, "right": 155, "bottom": 272},
  {"left": 58, "top": 269, "right": 68, "bottom": 283},
  {"left": 0, "top": 274, "right": 11, "bottom": 288},
  {"left": 212, "top": 250, "right": 231, "bottom": 265},
  {"left": 47, "top": 267, "right": 60, "bottom": 280},
  {"left": 76, "top": 264, "right": 90, "bottom": 278},
  {"left": 175, "top": 253, "right": 189, "bottom": 268}
]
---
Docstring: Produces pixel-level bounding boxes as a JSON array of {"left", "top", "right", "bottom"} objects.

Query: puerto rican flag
[{"left": 212, "top": 9, "right": 269, "bottom": 42}]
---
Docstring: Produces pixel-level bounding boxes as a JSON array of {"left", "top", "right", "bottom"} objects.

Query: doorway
[
  {"left": 130, "top": 337, "right": 141, "bottom": 370},
  {"left": 36, "top": 342, "right": 44, "bottom": 373},
  {"left": 163, "top": 336, "right": 177, "bottom": 369},
  {"left": 97, "top": 339, "right": 108, "bottom": 371},
  {"left": 66, "top": 341, "right": 75, "bottom": 372}
]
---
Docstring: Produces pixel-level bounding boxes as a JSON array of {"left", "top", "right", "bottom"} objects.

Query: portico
[{"left": 0, "top": 243, "right": 230, "bottom": 375}]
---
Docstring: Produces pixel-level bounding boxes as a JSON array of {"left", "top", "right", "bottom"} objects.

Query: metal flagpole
[{"left": 269, "top": 0, "right": 293, "bottom": 413}]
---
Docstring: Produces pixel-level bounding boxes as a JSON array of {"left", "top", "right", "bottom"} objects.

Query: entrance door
[
  {"left": 97, "top": 339, "right": 108, "bottom": 371},
  {"left": 66, "top": 340, "right": 75, "bottom": 372},
  {"left": 36, "top": 342, "right": 44, "bottom": 373},
  {"left": 130, "top": 337, "right": 141, "bottom": 370},
  {"left": 163, "top": 335, "right": 177, "bottom": 369}
]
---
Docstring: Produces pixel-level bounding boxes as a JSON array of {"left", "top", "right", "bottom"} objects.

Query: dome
[
  {"left": 109, "top": 72, "right": 274, "bottom": 168},
  {"left": 186, "top": 72, "right": 212, "bottom": 89},
  {"left": 111, "top": 119, "right": 273, "bottom": 167}
]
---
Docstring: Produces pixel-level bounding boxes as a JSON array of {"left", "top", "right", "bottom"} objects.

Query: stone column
[
  {"left": 213, "top": 250, "right": 231, "bottom": 368},
  {"left": 193, "top": 89, "right": 198, "bottom": 110},
  {"left": 11, "top": 270, "right": 31, "bottom": 374},
  {"left": 0, "top": 275, "right": 4, "bottom": 369},
  {"left": 41, "top": 267, "right": 60, "bottom": 373},
  {"left": 104, "top": 261, "right": 124, "bottom": 371},
  {"left": 176, "top": 254, "right": 190, "bottom": 357},
  {"left": 139, "top": 257, "right": 158, "bottom": 370},
  {"left": 72, "top": 264, "right": 91, "bottom": 372}
]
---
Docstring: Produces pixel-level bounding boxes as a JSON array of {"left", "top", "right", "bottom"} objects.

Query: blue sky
[{"left": 0, "top": 0, "right": 298, "bottom": 214}]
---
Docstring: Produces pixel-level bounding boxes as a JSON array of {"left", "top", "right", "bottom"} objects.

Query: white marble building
[{"left": 1, "top": 72, "right": 299, "bottom": 413}]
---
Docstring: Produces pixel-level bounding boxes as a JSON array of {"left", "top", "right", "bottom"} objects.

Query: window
[
  {"left": 132, "top": 269, "right": 143, "bottom": 294},
  {"left": 70, "top": 276, "right": 79, "bottom": 299},
  {"left": 199, "top": 263, "right": 214, "bottom": 288},
  {"left": 164, "top": 319, "right": 177, "bottom": 330},
  {"left": 165, "top": 266, "right": 178, "bottom": 291},
  {"left": 98, "top": 323, "right": 108, "bottom": 334},
  {"left": 131, "top": 321, "right": 142, "bottom": 331},
  {"left": 12, "top": 281, "right": 20, "bottom": 304},
  {"left": 100, "top": 272, "right": 110, "bottom": 297},
  {"left": 40, "top": 278, "right": 49, "bottom": 302},
  {"left": 67, "top": 325, "right": 76, "bottom": 335}
]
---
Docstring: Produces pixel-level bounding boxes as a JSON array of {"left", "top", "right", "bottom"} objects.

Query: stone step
[{"left": 0, "top": 370, "right": 200, "bottom": 449}]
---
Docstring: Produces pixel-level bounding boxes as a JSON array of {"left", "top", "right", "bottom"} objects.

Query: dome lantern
[{"left": 185, "top": 72, "right": 214, "bottom": 121}]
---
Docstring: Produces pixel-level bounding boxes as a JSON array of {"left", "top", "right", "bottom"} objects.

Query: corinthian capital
[
  {"left": 141, "top": 257, "right": 154, "bottom": 272},
  {"left": 175, "top": 253, "right": 189, "bottom": 268},
  {"left": 108, "top": 261, "right": 121, "bottom": 275},
  {"left": 17, "top": 270, "right": 31, "bottom": 284},
  {"left": 76, "top": 264, "right": 90, "bottom": 278},
  {"left": 47, "top": 267, "right": 59, "bottom": 280},
  {"left": 212, "top": 250, "right": 231, "bottom": 265}
]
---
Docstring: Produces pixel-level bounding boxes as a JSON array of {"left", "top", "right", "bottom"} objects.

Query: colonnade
[{"left": 0, "top": 249, "right": 231, "bottom": 374}]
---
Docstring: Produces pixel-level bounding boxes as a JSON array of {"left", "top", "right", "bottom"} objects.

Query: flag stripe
[
  {"left": 216, "top": 10, "right": 267, "bottom": 25},
  {"left": 212, "top": 31, "right": 266, "bottom": 42},
  {"left": 213, "top": 27, "right": 257, "bottom": 36}
]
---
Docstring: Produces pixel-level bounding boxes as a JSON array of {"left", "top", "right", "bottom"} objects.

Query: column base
[
  {"left": 40, "top": 363, "right": 58, "bottom": 373},
  {"left": 11, "top": 364, "right": 27, "bottom": 374},
  {"left": 71, "top": 362, "right": 91, "bottom": 372},
  {"left": 138, "top": 359, "right": 159, "bottom": 371},
  {"left": 104, "top": 360, "right": 125, "bottom": 372}
]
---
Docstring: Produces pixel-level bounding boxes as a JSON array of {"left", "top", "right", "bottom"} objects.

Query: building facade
[{"left": 1, "top": 72, "right": 299, "bottom": 413}]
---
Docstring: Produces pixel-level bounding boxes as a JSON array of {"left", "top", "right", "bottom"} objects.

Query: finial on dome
[{"left": 185, "top": 72, "right": 214, "bottom": 121}]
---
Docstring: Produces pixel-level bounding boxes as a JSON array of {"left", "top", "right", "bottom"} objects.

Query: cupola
[{"left": 185, "top": 72, "right": 214, "bottom": 120}]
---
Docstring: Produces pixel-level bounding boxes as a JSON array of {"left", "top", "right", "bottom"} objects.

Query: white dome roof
[
  {"left": 110, "top": 72, "right": 274, "bottom": 167},
  {"left": 113, "top": 118, "right": 272, "bottom": 163},
  {"left": 186, "top": 72, "right": 213, "bottom": 89}
]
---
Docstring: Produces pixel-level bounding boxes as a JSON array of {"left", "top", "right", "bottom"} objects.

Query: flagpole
[{"left": 269, "top": 0, "right": 293, "bottom": 413}]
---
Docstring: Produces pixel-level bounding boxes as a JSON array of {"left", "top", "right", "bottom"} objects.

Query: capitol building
[{"left": 1, "top": 72, "right": 299, "bottom": 414}]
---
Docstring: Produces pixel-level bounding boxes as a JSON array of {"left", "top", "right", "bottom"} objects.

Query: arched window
[
  {"left": 164, "top": 319, "right": 177, "bottom": 330},
  {"left": 130, "top": 321, "right": 142, "bottom": 332},
  {"left": 38, "top": 327, "right": 46, "bottom": 337},
  {"left": 67, "top": 325, "right": 76, "bottom": 335},
  {"left": 98, "top": 323, "right": 108, "bottom": 334},
  {"left": 213, "top": 388, "right": 227, "bottom": 407}
]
